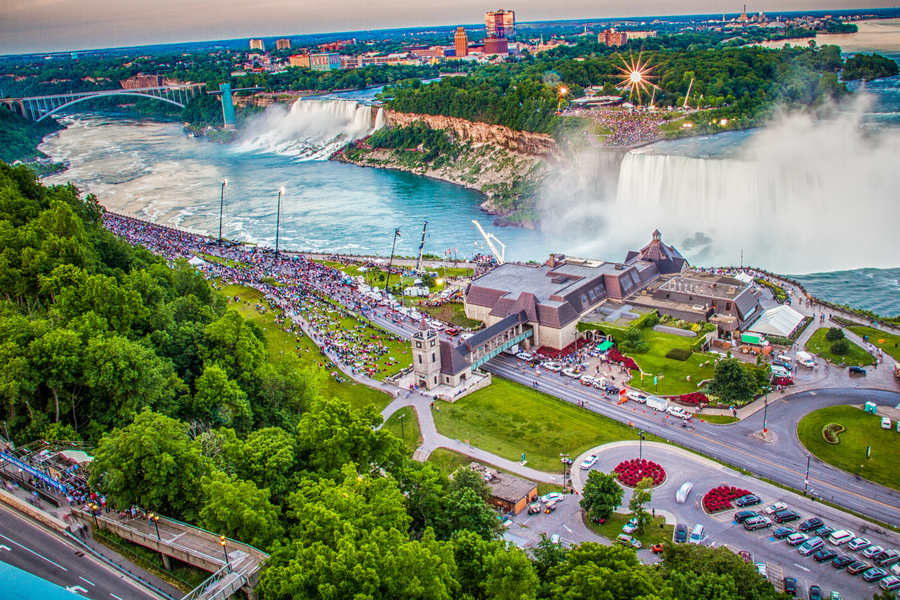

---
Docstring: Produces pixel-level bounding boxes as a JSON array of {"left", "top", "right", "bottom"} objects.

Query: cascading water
[{"left": 238, "top": 99, "right": 384, "bottom": 160}]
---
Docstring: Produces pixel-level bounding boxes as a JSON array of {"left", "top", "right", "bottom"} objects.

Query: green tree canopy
[
  {"left": 707, "top": 358, "right": 756, "bottom": 403},
  {"left": 580, "top": 470, "right": 624, "bottom": 521},
  {"left": 199, "top": 471, "right": 283, "bottom": 550}
]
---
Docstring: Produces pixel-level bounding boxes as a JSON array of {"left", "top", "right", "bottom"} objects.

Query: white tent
[
  {"left": 187, "top": 256, "right": 207, "bottom": 267},
  {"left": 747, "top": 305, "right": 805, "bottom": 338},
  {"left": 735, "top": 272, "right": 754, "bottom": 286}
]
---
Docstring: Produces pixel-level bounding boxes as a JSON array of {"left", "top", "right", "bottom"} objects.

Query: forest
[{"left": 0, "top": 162, "right": 801, "bottom": 599}]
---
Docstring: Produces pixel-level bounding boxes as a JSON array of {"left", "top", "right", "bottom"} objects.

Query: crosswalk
[{"left": 768, "top": 562, "right": 785, "bottom": 591}]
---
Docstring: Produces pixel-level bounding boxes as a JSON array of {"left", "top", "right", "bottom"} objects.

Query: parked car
[
  {"left": 515, "top": 351, "right": 533, "bottom": 361},
  {"left": 808, "top": 585, "right": 822, "bottom": 600},
  {"left": 880, "top": 576, "right": 900, "bottom": 591},
  {"left": 874, "top": 549, "right": 900, "bottom": 567},
  {"left": 815, "top": 526, "right": 835, "bottom": 539},
  {"left": 864, "top": 545, "right": 886, "bottom": 559},
  {"left": 734, "top": 510, "right": 759, "bottom": 523},
  {"left": 783, "top": 577, "right": 797, "bottom": 596},
  {"left": 540, "top": 493, "right": 564, "bottom": 504},
  {"left": 689, "top": 524, "right": 704, "bottom": 545},
  {"left": 828, "top": 530, "right": 854, "bottom": 546},
  {"left": 744, "top": 516, "right": 772, "bottom": 531},
  {"left": 832, "top": 555, "right": 854, "bottom": 569},
  {"left": 603, "top": 385, "right": 620, "bottom": 395},
  {"left": 738, "top": 550, "right": 753, "bottom": 563},
  {"left": 666, "top": 406, "right": 691, "bottom": 420},
  {"left": 813, "top": 548, "right": 838, "bottom": 563},
  {"left": 863, "top": 567, "right": 889, "bottom": 582},
  {"left": 735, "top": 494, "right": 761, "bottom": 507},
  {"left": 651, "top": 543, "right": 665, "bottom": 554},
  {"left": 849, "top": 366, "right": 867, "bottom": 375},
  {"left": 580, "top": 375, "right": 597, "bottom": 386},
  {"left": 527, "top": 502, "right": 542, "bottom": 515},
  {"left": 756, "top": 562, "right": 767, "bottom": 579},
  {"left": 562, "top": 368, "right": 581, "bottom": 378},
  {"left": 626, "top": 391, "right": 648, "bottom": 403},
  {"left": 623, "top": 518, "right": 639, "bottom": 534},
  {"left": 763, "top": 502, "right": 787, "bottom": 514},
  {"left": 799, "top": 517, "right": 824, "bottom": 532},
  {"left": 774, "top": 509, "right": 801, "bottom": 523},
  {"left": 848, "top": 537, "right": 871, "bottom": 551},
  {"left": 773, "top": 526, "right": 795, "bottom": 539},
  {"left": 444, "top": 328, "right": 460, "bottom": 336},
  {"left": 580, "top": 455, "right": 598, "bottom": 470},
  {"left": 550, "top": 534, "right": 561, "bottom": 545},
  {"left": 799, "top": 536, "right": 824, "bottom": 556},
  {"left": 674, "top": 524, "right": 688, "bottom": 543},
  {"left": 786, "top": 533, "right": 809, "bottom": 546},
  {"left": 829, "top": 592, "right": 842, "bottom": 600},
  {"left": 847, "top": 560, "right": 871, "bottom": 574},
  {"left": 543, "top": 362, "right": 563, "bottom": 372},
  {"left": 544, "top": 501, "right": 558, "bottom": 514},
  {"left": 616, "top": 534, "right": 642, "bottom": 549}
]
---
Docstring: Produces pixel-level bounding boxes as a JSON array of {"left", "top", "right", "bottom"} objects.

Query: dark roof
[
  {"left": 626, "top": 232, "right": 688, "bottom": 275},
  {"left": 459, "top": 311, "right": 528, "bottom": 357},
  {"left": 439, "top": 341, "right": 471, "bottom": 376}
]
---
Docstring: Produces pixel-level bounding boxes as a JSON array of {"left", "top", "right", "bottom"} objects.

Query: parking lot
[{"left": 570, "top": 442, "right": 900, "bottom": 599}]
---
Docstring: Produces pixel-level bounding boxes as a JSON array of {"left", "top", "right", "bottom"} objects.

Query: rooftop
[{"left": 467, "top": 462, "right": 537, "bottom": 503}]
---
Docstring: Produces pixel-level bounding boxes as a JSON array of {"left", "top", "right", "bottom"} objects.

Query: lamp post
[
  {"left": 274, "top": 186, "right": 284, "bottom": 261},
  {"left": 398, "top": 413, "right": 405, "bottom": 441},
  {"left": 151, "top": 513, "right": 160, "bottom": 540},
  {"left": 385, "top": 228, "right": 401, "bottom": 305},
  {"left": 218, "top": 179, "right": 227, "bottom": 246},
  {"left": 220, "top": 535, "right": 230, "bottom": 571},
  {"left": 639, "top": 430, "right": 645, "bottom": 461},
  {"left": 804, "top": 453, "right": 811, "bottom": 495},
  {"left": 560, "top": 453, "right": 569, "bottom": 490},
  {"left": 762, "top": 393, "right": 769, "bottom": 435}
]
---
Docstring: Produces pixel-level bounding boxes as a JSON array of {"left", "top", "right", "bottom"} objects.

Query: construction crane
[
  {"left": 415, "top": 221, "right": 428, "bottom": 272},
  {"left": 471, "top": 220, "right": 506, "bottom": 264}
]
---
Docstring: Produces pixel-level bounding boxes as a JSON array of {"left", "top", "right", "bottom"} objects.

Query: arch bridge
[{"left": 0, "top": 83, "right": 206, "bottom": 121}]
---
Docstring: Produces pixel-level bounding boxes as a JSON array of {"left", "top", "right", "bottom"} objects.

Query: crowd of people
[{"left": 570, "top": 107, "right": 669, "bottom": 147}]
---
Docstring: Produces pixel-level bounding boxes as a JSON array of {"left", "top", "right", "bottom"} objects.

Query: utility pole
[
  {"left": 804, "top": 453, "right": 811, "bottom": 495},
  {"left": 385, "top": 228, "right": 401, "bottom": 302},
  {"left": 274, "top": 186, "right": 284, "bottom": 261},
  {"left": 398, "top": 413, "right": 405, "bottom": 441},
  {"left": 639, "top": 430, "right": 645, "bottom": 461},
  {"left": 560, "top": 453, "right": 569, "bottom": 490},
  {"left": 218, "top": 179, "right": 227, "bottom": 246}
]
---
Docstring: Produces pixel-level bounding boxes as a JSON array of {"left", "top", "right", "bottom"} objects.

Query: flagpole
[{"left": 385, "top": 228, "right": 401, "bottom": 309}]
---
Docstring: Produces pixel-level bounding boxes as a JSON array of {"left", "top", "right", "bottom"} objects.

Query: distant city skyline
[{"left": 1, "top": 0, "right": 894, "bottom": 55}]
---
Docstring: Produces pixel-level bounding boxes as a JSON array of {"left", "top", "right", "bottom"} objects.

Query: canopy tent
[
  {"left": 59, "top": 450, "right": 94, "bottom": 464},
  {"left": 734, "top": 272, "right": 754, "bottom": 286},
  {"left": 747, "top": 305, "right": 804, "bottom": 338},
  {"left": 187, "top": 256, "right": 207, "bottom": 267},
  {"left": 596, "top": 340, "right": 614, "bottom": 352}
]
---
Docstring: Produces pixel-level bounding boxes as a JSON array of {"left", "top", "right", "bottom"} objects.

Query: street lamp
[
  {"left": 385, "top": 228, "right": 401, "bottom": 305},
  {"left": 274, "top": 186, "right": 284, "bottom": 261},
  {"left": 762, "top": 393, "right": 769, "bottom": 434},
  {"left": 220, "top": 535, "right": 230, "bottom": 571},
  {"left": 150, "top": 513, "right": 160, "bottom": 540},
  {"left": 639, "top": 430, "right": 645, "bottom": 461},
  {"left": 398, "top": 413, "right": 405, "bottom": 441},
  {"left": 218, "top": 179, "right": 227, "bottom": 246},
  {"left": 804, "top": 453, "right": 811, "bottom": 495},
  {"left": 560, "top": 453, "right": 569, "bottom": 490}
]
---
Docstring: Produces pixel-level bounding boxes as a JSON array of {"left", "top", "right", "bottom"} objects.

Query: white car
[
  {"left": 864, "top": 545, "right": 885, "bottom": 559},
  {"left": 580, "top": 455, "right": 599, "bottom": 470},
  {"left": 427, "top": 320, "right": 444, "bottom": 330},
  {"left": 829, "top": 530, "right": 855, "bottom": 546},
  {"left": 580, "top": 375, "right": 597, "bottom": 386},
  {"left": 543, "top": 362, "right": 563, "bottom": 372},
  {"left": 562, "top": 368, "right": 581, "bottom": 378},
  {"left": 623, "top": 518, "right": 638, "bottom": 534},
  {"left": 676, "top": 482, "right": 694, "bottom": 504},
  {"left": 516, "top": 352, "right": 533, "bottom": 361},
  {"left": 550, "top": 534, "right": 561, "bottom": 545},
  {"left": 540, "top": 492, "right": 564, "bottom": 504},
  {"left": 848, "top": 537, "right": 871, "bottom": 551},
  {"left": 756, "top": 562, "right": 767, "bottom": 580},
  {"left": 666, "top": 406, "right": 691, "bottom": 420},
  {"left": 763, "top": 502, "right": 787, "bottom": 515}
]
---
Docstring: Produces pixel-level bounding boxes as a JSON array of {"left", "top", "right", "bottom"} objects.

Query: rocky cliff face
[{"left": 385, "top": 111, "right": 561, "bottom": 159}]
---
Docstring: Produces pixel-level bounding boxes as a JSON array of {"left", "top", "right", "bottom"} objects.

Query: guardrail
[{"left": 181, "top": 565, "right": 247, "bottom": 600}]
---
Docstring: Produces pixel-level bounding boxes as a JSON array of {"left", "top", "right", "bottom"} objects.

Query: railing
[
  {"left": 181, "top": 565, "right": 247, "bottom": 600},
  {"left": 470, "top": 329, "right": 534, "bottom": 370}
]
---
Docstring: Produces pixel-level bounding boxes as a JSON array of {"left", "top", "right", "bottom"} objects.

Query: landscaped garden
[
  {"left": 432, "top": 378, "right": 653, "bottom": 472},
  {"left": 805, "top": 328, "right": 874, "bottom": 367},
  {"left": 613, "top": 459, "right": 666, "bottom": 487},
  {"left": 702, "top": 485, "right": 752, "bottom": 513},
  {"left": 797, "top": 405, "right": 900, "bottom": 492},
  {"left": 584, "top": 513, "right": 673, "bottom": 548}
]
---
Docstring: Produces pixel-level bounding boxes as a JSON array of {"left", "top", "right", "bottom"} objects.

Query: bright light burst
[{"left": 616, "top": 51, "right": 660, "bottom": 106}]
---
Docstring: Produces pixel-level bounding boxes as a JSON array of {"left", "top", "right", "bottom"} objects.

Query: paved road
[{"left": 0, "top": 504, "right": 163, "bottom": 599}]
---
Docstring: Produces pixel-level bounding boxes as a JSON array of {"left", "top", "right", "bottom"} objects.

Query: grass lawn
[
  {"left": 414, "top": 302, "right": 482, "bottom": 329},
  {"left": 848, "top": 326, "right": 900, "bottom": 363},
  {"left": 797, "top": 405, "right": 900, "bottom": 492},
  {"left": 426, "top": 447, "right": 564, "bottom": 497},
  {"left": 584, "top": 513, "right": 674, "bottom": 548},
  {"left": 218, "top": 284, "right": 392, "bottom": 411},
  {"left": 698, "top": 415, "right": 740, "bottom": 425},
  {"left": 432, "top": 378, "right": 652, "bottom": 473},
  {"left": 805, "top": 328, "right": 874, "bottom": 367},
  {"left": 383, "top": 407, "right": 423, "bottom": 455},
  {"left": 615, "top": 329, "right": 718, "bottom": 396}
]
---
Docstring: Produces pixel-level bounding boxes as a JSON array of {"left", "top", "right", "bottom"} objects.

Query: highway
[{"left": 0, "top": 504, "right": 164, "bottom": 600}]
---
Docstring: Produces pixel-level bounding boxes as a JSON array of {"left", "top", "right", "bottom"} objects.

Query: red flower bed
[
  {"left": 606, "top": 348, "right": 640, "bottom": 371},
  {"left": 613, "top": 459, "right": 666, "bottom": 487},
  {"left": 702, "top": 485, "right": 751, "bottom": 513},
  {"left": 668, "top": 392, "right": 710, "bottom": 406},
  {"left": 773, "top": 377, "right": 793, "bottom": 386},
  {"left": 535, "top": 338, "right": 591, "bottom": 360}
]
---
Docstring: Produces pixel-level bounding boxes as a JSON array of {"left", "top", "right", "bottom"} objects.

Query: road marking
[
  {"left": 79, "top": 576, "right": 95, "bottom": 586},
  {"left": 0, "top": 533, "right": 68, "bottom": 571},
  {"left": 563, "top": 525, "right": 572, "bottom": 533},
  {"left": 111, "top": 595, "right": 123, "bottom": 600},
  {"left": 0, "top": 544, "right": 10, "bottom": 552},
  {"left": 793, "top": 563, "right": 810, "bottom": 572},
  {"left": 66, "top": 586, "right": 87, "bottom": 594}
]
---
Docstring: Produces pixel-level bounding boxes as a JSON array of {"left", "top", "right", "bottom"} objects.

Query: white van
[
  {"left": 689, "top": 524, "right": 704, "bottom": 544},
  {"left": 771, "top": 365, "right": 790, "bottom": 378},
  {"left": 796, "top": 351, "right": 815, "bottom": 368},
  {"left": 829, "top": 530, "right": 854, "bottom": 546}
]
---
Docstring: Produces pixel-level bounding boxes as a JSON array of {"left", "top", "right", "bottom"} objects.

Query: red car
[
  {"left": 652, "top": 544, "right": 665, "bottom": 554},
  {"left": 444, "top": 328, "right": 460, "bottom": 336}
]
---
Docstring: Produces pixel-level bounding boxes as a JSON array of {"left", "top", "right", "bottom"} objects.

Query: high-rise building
[
  {"left": 598, "top": 29, "right": 628, "bottom": 46},
  {"left": 483, "top": 35, "right": 509, "bottom": 55},
  {"left": 485, "top": 9, "right": 515, "bottom": 38},
  {"left": 289, "top": 54, "right": 310, "bottom": 68},
  {"left": 454, "top": 27, "right": 469, "bottom": 58},
  {"left": 275, "top": 39, "right": 291, "bottom": 50},
  {"left": 249, "top": 39, "right": 265, "bottom": 50}
]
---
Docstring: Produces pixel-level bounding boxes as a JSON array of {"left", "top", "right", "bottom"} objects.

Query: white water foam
[{"left": 238, "top": 99, "right": 384, "bottom": 161}]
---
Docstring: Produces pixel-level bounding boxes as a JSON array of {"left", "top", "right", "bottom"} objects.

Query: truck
[
  {"left": 740, "top": 332, "right": 769, "bottom": 347},
  {"left": 646, "top": 396, "right": 668, "bottom": 412}
]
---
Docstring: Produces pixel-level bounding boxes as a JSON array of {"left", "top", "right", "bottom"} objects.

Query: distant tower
[
  {"left": 485, "top": 9, "right": 515, "bottom": 38},
  {"left": 412, "top": 320, "right": 441, "bottom": 390},
  {"left": 249, "top": 39, "right": 265, "bottom": 51},
  {"left": 455, "top": 27, "right": 469, "bottom": 58}
]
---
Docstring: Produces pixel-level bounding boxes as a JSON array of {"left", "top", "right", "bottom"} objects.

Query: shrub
[
  {"left": 822, "top": 423, "right": 845, "bottom": 444},
  {"left": 665, "top": 348, "right": 693, "bottom": 361},
  {"left": 643, "top": 311, "right": 660, "bottom": 328},
  {"left": 830, "top": 339, "right": 850, "bottom": 355},
  {"left": 702, "top": 485, "right": 752, "bottom": 513},
  {"left": 620, "top": 339, "right": 650, "bottom": 354},
  {"left": 825, "top": 327, "right": 845, "bottom": 342},
  {"left": 668, "top": 392, "right": 709, "bottom": 405},
  {"left": 613, "top": 459, "right": 666, "bottom": 487}
]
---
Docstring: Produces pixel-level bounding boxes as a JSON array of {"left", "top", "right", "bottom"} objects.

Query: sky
[{"left": 1, "top": 0, "right": 894, "bottom": 55}]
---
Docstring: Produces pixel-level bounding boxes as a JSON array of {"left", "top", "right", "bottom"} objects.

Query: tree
[
  {"left": 830, "top": 339, "right": 850, "bottom": 356},
  {"left": 706, "top": 358, "right": 756, "bottom": 404},
  {"left": 531, "top": 533, "right": 568, "bottom": 582},
  {"left": 628, "top": 477, "right": 654, "bottom": 534},
  {"left": 199, "top": 471, "right": 283, "bottom": 550},
  {"left": 825, "top": 327, "right": 844, "bottom": 342},
  {"left": 201, "top": 310, "right": 266, "bottom": 386},
  {"left": 483, "top": 544, "right": 539, "bottom": 600},
  {"left": 547, "top": 542, "right": 664, "bottom": 600},
  {"left": 660, "top": 543, "right": 782, "bottom": 600},
  {"left": 89, "top": 409, "right": 204, "bottom": 518},
  {"left": 579, "top": 470, "right": 624, "bottom": 521},
  {"left": 225, "top": 426, "right": 296, "bottom": 498},
  {"left": 442, "top": 486, "right": 502, "bottom": 541},
  {"left": 450, "top": 466, "right": 491, "bottom": 501},
  {"left": 28, "top": 328, "right": 82, "bottom": 423},
  {"left": 192, "top": 363, "right": 252, "bottom": 428}
]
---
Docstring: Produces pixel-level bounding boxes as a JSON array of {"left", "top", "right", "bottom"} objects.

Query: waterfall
[
  {"left": 238, "top": 99, "right": 384, "bottom": 161},
  {"left": 614, "top": 141, "right": 900, "bottom": 274}
]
